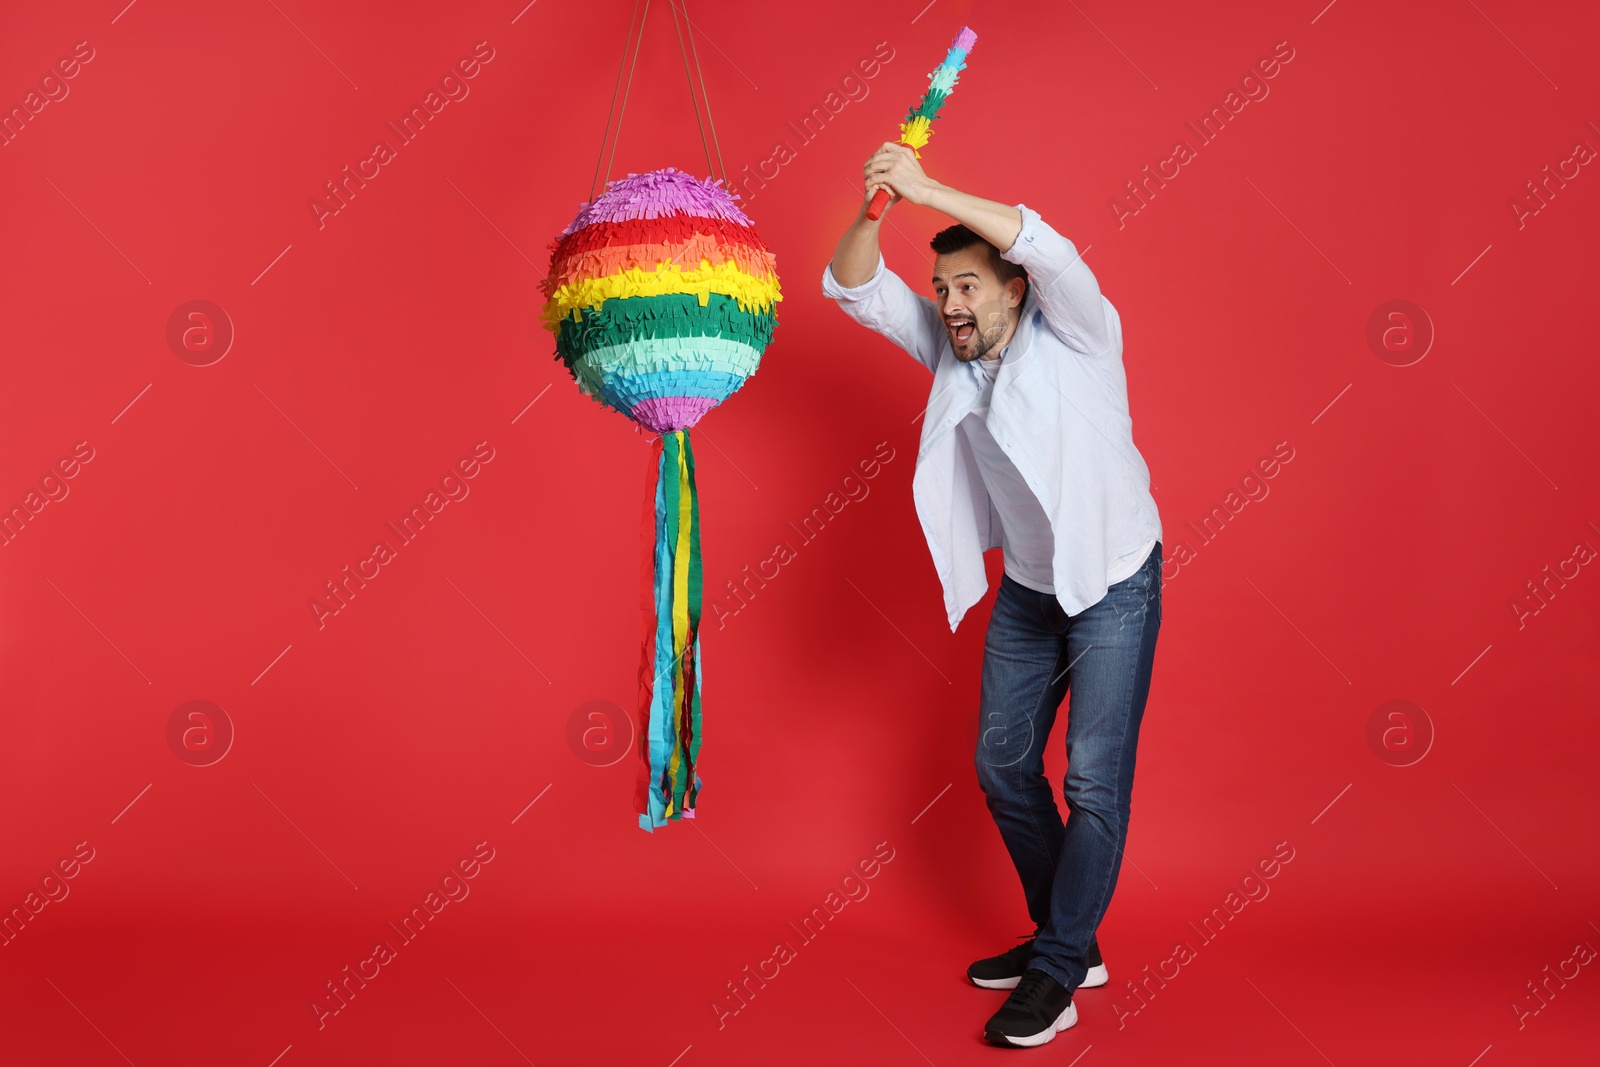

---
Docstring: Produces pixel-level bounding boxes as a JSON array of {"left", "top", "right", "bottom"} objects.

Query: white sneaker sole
[
  {"left": 971, "top": 962, "right": 1108, "bottom": 990},
  {"left": 987, "top": 1000, "right": 1078, "bottom": 1047}
]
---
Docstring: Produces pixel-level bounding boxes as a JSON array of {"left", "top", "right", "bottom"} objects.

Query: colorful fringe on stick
[
  {"left": 867, "top": 25, "right": 978, "bottom": 221},
  {"left": 898, "top": 25, "right": 978, "bottom": 157},
  {"left": 539, "top": 168, "right": 780, "bottom": 831}
]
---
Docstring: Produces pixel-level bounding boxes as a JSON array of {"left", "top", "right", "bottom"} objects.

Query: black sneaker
[
  {"left": 1083, "top": 940, "right": 1108, "bottom": 988},
  {"left": 968, "top": 937, "right": 1108, "bottom": 990},
  {"left": 967, "top": 935, "right": 1035, "bottom": 989},
  {"left": 983, "top": 967, "right": 1077, "bottom": 1047}
]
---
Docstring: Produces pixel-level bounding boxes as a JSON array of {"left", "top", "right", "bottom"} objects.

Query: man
[{"left": 821, "top": 142, "right": 1164, "bottom": 1048}]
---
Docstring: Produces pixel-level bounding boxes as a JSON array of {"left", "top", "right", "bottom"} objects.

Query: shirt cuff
[
  {"left": 999, "top": 204, "right": 1043, "bottom": 265},
  {"left": 821, "top": 251, "right": 888, "bottom": 299}
]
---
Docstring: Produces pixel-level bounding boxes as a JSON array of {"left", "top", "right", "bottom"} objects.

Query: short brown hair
[{"left": 929, "top": 224, "right": 1028, "bottom": 297}]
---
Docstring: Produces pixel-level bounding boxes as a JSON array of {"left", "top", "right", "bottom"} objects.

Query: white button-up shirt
[
  {"left": 821, "top": 203, "right": 1163, "bottom": 631},
  {"left": 959, "top": 351, "right": 1061, "bottom": 596}
]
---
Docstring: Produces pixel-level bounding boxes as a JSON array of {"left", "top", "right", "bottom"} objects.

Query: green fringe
[
  {"left": 553, "top": 294, "right": 778, "bottom": 371},
  {"left": 908, "top": 88, "right": 950, "bottom": 122}
]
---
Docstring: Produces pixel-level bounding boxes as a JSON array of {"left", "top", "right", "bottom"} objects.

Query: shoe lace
[{"left": 1010, "top": 968, "right": 1061, "bottom": 1016}]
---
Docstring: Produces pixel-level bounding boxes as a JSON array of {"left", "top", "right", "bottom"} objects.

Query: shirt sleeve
[
  {"left": 820, "top": 251, "right": 944, "bottom": 374},
  {"left": 1000, "top": 203, "right": 1116, "bottom": 359}
]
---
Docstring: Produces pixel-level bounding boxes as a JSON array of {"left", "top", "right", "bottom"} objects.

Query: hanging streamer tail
[
  {"left": 636, "top": 429, "right": 705, "bottom": 832},
  {"left": 864, "top": 25, "right": 977, "bottom": 221}
]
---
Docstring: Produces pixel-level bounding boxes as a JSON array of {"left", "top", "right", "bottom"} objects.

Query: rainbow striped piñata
[{"left": 540, "top": 168, "right": 781, "bottom": 831}]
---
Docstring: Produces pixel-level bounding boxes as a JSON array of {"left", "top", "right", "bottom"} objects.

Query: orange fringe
[{"left": 550, "top": 236, "right": 779, "bottom": 293}]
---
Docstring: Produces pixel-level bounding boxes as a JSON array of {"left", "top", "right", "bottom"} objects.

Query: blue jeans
[{"left": 974, "top": 543, "right": 1162, "bottom": 993}]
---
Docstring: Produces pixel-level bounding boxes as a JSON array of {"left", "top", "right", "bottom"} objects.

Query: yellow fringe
[
  {"left": 898, "top": 115, "right": 933, "bottom": 157},
  {"left": 542, "top": 259, "right": 782, "bottom": 330}
]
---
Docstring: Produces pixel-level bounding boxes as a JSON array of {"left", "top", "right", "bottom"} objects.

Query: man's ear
[{"left": 1006, "top": 275, "right": 1027, "bottom": 309}]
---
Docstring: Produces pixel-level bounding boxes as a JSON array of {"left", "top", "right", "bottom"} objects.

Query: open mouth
[{"left": 947, "top": 318, "right": 976, "bottom": 345}]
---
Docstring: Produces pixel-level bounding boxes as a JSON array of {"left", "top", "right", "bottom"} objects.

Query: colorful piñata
[{"left": 540, "top": 168, "right": 781, "bottom": 831}]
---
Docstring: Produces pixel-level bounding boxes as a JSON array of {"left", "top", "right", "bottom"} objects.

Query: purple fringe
[
  {"left": 560, "top": 167, "right": 754, "bottom": 238},
  {"left": 631, "top": 395, "right": 719, "bottom": 433}
]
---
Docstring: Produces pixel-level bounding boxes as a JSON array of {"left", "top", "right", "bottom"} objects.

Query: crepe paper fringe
[
  {"left": 896, "top": 26, "right": 978, "bottom": 159},
  {"left": 547, "top": 238, "right": 780, "bottom": 296},
  {"left": 554, "top": 295, "right": 778, "bottom": 367},
  {"left": 586, "top": 370, "right": 749, "bottom": 432},
  {"left": 636, "top": 429, "right": 704, "bottom": 832},
  {"left": 562, "top": 168, "right": 754, "bottom": 239},
  {"left": 549, "top": 215, "right": 773, "bottom": 269},
  {"left": 633, "top": 396, "right": 717, "bottom": 431},
  {"left": 910, "top": 88, "right": 951, "bottom": 121},
  {"left": 900, "top": 116, "right": 934, "bottom": 155},
  {"left": 575, "top": 335, "right": 763, "bottom": 388},
  {"left": 540, "top": 260, "right": 781, "bottom": 333},
  {"left": 584, "top": 367, "right": 747, "bottom": 401}
]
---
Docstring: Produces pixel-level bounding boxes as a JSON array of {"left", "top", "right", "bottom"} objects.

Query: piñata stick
[{"left": 865, "top": 26, "right": 978, "bottom": 221}]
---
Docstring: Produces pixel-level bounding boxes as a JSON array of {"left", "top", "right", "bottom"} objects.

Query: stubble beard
[{"left": 955, "top": 316, "right": 1008, "bottom": 363}]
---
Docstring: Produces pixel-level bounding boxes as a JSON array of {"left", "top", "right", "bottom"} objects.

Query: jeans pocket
[{"left": 1105, "top": 546, "right": 1160, "bottom": 625}]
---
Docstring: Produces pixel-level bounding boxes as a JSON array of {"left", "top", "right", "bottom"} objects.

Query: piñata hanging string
[
  {"left": 592, "top": 0, "right": 727, "bottom": 202},
  {"left": 547, "top": 0, "right": 774, "bottom": 832}
]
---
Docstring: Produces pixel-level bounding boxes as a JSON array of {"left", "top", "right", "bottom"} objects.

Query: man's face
[{"left": 932, "top": 247, "right": 1024, "bottom": 363}]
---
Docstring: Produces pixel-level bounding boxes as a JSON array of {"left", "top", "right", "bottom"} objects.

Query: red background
[{"left": 2, "top": 1, "right": 1597, "bottom": 1064}]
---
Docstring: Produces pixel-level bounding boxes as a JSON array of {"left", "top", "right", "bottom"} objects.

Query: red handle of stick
[{"left": 865, "top": 187, "right": 891, "bottom": 221}]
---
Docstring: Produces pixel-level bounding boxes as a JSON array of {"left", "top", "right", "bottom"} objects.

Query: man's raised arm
[
  {"left": 864, "top": 143, "right": 1116, "bottom": 359},
  {"left": 829, "top": 198, "right": 888, "bottom": 289},
  {"left": 821, "top": 191, "right": 944, "bottom": 374}
]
